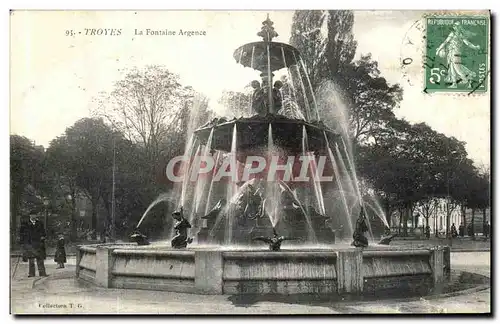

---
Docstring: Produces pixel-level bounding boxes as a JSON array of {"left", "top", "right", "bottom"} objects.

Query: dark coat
[
  {"left": 54, "top": 238, "right": 66, "bottom": 263},
  {"left": 20, "top": 219, "right": 46, "bottom": 260}
]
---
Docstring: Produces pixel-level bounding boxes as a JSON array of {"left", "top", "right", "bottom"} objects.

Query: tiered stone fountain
[{"left": 76, "top": 16, "right": 449, "bottom": 296}]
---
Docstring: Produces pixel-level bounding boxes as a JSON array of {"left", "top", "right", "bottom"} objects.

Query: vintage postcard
[{"left": 10, "top": 10, "right": 491, "bottom": 315}]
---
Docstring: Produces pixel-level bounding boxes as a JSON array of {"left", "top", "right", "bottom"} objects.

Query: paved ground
[{"left": 10, "top": 252, "right": 491, "bottom": 314}]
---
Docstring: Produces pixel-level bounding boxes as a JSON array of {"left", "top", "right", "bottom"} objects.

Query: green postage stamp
[{"left": 425, "top": 16, "right": 489, "bottom": 93}]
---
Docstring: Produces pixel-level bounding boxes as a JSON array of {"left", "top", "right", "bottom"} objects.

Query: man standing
[
  {"left": 20, "top": 212, "right": 48, "bottom": 277},
  {"left": 483, "top": 221, "right": 490, "bottom": 239}
]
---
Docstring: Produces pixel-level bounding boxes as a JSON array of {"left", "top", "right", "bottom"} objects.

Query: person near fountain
[
  {"left": 450, "top": 223, "right": 458, "bottom": 238},
  {"left": 458, "top": 222, "right": 465, "bottom": 237},
  {"left": 483, "top": 221, "right": 490, "bottom": 239},
  {"left": 467, "top": 222, "right": 474, "bottom": 237},
  {"left": 20, "top": 212, "right": 48, "bottom": 277},
  {"left": 54, "top": 235, "right": 67, "bottom": 269},
  {"left": 425, "top": 225, "right": 431, "bottom": 239},
  {"left": 171, "top": 207, "right": 193, "bottom": 248},
  {"left": 252, "top": 228, "right": 292, "bottom": 251},
  {"left": 351, "top": 208, "right": 369, "bottom": 248}
]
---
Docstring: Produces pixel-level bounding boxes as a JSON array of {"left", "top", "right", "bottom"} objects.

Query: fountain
[{"left": 75, "top": 16, "right": 450, "bottom": 296}]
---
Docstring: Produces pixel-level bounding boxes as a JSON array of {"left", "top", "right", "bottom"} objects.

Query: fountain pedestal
[
  {"left": 95, "top": 246, "right": 113, "bottom": 288},
  {"left": 336, "top": 250, "right": 363, "bottom": 293},
  {"left": 195, "top": 250, "right": 223, "bottom": 294}
]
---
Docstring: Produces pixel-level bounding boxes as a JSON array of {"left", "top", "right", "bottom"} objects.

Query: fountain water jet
[
  {"left": 204, "top": 151, "right": 222, "bottom": 216},
  {"left": 301, "top": 125, "right": 326, "bottom": 216},
  {"left": 179, "top": 136, "right": 199, "bottom": 208},
  {"left": 292, "top": 51, "right": 312, "bottom": 120},
  {"left": 193, "top": 129, "right": 214, "bottom": 213},
  {"left": 338, "top": 128, "right": 389, "bottom": 231},
  {"left": 324, "top": 131, "right": 354, "bottom": 237},
  {"left": 299, "top": 57, "right": 320, "bottom": 121},
  {"left": 136, "top": 193, "right": 172, "bottom": 229},
  {"left": 225, "top": 124, "right": 238, "bottom": 244}
]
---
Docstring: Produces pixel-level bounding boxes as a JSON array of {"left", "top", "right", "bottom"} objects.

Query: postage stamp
[{"left": 424, "top": 16, "right": 489, "bottom": 93}]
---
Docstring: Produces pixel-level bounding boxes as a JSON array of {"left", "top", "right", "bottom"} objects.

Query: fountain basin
[{"left": 76, "top": 244, "right": 450, "bottom": 295}]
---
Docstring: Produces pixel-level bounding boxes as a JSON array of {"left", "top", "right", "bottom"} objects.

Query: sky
[{"left": 10, "top": 10, "right": 490, "bottom": 167}]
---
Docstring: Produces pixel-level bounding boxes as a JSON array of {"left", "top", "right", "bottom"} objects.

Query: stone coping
[{"left": 112, "top": 249, "right": 195, "bottom": 257}]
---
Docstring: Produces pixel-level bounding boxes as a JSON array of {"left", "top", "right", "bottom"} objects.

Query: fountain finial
[{"left": 257, "top": 14, "right": 278, "bottom": 42}]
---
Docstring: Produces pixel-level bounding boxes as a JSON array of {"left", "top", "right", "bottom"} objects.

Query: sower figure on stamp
[
  {"left": 171, "top": 207, "right": 193, "bottom": 249},
  {"left": 436, "top": 22, "right": 481, "bottom": 88},
  {"left": 20, "top": 212, "right": 48, "bottom": 277}
]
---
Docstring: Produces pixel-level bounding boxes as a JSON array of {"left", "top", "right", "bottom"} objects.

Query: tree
[
  {"left": 429, "top": 135, "right": 472, "bottom": 238},
  {"left": 45, "top": 135, "right": 80, "bottom": 241},
  {"left": 47, "top": 118, "right": 121, "bottom": 239},
  {"left": 93, "top": 66, "right": 196, "bottom": 173},
  {"left": 472, "top": 165, "right": 490, "bottom": 232},
  {"left": 341, "top": 57, "right": 403, "bottom": 144},
  {"left": 10, "top": 135, "right": 45, "bottom": 244},
  {"left": 357, "top": 120, "right": 475, "bottom": 237},
  {"left": 90, "top": 65, "right": 218, "bottom": 239},
  {"left": 94, "top": 65, "right": 215, "bottom": 185},
  {"left": 417, "top": 197, "right": 439, "bottom": 237},
  {"left": 289, "top": 10, "right": 328, "bottom": 92},
  {"left": 217, "top": 89, "right": 252, "bottom": 118},
  {"left": 290, "top": 10, "right": 357, "bottom": 92},
  {"left": 290, "top": 10, "right": 402, "bottom": 145},
  {"left": 464, "top": 170, "right": 488, "bottom": 239}
]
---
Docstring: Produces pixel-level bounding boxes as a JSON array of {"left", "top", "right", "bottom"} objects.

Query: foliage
[
  {"left": 290, "top": 10, "right": 402, "bottom": 144},
  {"left": 93, "top": 66, "right": 196, "bottom": 168},
  {"left": 10, "top": 135, "right": 46, "bottom": 243},
  {"left": 217, "top": 89, "right": 252, "bottom": 118},
  {"left": 290, "top": 10, "right": 357, "bottom": 92}
]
